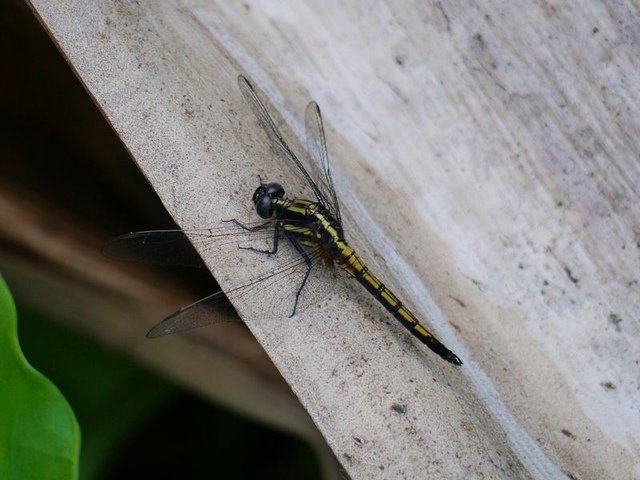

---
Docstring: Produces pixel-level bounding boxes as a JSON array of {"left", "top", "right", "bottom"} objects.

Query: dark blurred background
[{"left": 0, "top": 1, "right": 325, "bottom": 478}]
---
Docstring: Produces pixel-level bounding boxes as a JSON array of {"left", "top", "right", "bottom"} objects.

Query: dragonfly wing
[
  {"left": 304, "top": 101, "right": 342, "bottom": 223},
  {"left": 224, "top": 243, "right": 333, "bottom": 321},
  {"left": 237, "top": 75, "right": 335, "bottom": 213},
  {"left": 147, "top": 290, "right": 240, "bottom": 337},
  {"left": 146, "top": 243, "right": 342, "bottom": 337},
  {"left": 102, "top": 222, "right": 277, "bottom": 267},
  {"left": 102, "top": 230, "right": 205, "bottom": 267}
]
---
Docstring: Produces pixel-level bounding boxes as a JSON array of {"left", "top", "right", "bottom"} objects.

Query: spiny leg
[
  {"left": 222, "top": 219, "right": 271, "bottom": 232},
  {"left": 287, "top": 236, "right": 313, "bottom": 317},
  {"left": 223, "top": 219, "right": 281, "bottom": 255}
]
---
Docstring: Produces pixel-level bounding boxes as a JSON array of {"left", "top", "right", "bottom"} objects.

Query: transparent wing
[
  {"left": 237, "top": 75, "right": 340, "bottom": 220},
  {"left": 102, "top": 222, "right": 276, "bottom": 267},
  {"left": 305, "top": 101, "right": 342, "bottom": 224},
  {"left": 103, "top": 230, "right": 204, "bottom": 267},
  {"left": 104, "top": 225, "right": 342, "bottom": 337},
  {"left": 146, "top": 290, "right": 238, "bottom": 337},
  {"left": 147, "top": 244, "right": 340, "bottom": 337}
]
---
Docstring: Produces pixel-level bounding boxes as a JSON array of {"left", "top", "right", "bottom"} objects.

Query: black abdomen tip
[
  {"left": 444, "top": 351, "right": 463, "bottom": 366},
  {"left": 429, "top": 339, "right": 463, "bottom": 366}
]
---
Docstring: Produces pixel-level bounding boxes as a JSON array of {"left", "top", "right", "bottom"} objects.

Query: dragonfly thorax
[{"left": 253, "top": 182, "right": 285, "bottom": 219}]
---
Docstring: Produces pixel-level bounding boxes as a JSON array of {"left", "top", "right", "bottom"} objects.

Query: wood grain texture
[{"left": 26, "top": 1, "right": 640, "bottom": 478}]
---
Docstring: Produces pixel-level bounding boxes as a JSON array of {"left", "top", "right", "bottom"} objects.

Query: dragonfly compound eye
[
  {"left": 255, "top": 195, "right": 274, "bottom": 218},
  {"left": 253, "top": 186, "right": 276, "bottom": 218},
  {"left": 265, "top": 182, "right": 285, "bottom": 198},
  {"left": 252, "top": 185, "right": 267, "bottom": 204}
]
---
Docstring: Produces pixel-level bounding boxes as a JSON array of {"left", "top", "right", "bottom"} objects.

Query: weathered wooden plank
[{"left": 25, "top": 1, "right": 639, "bottom": 478}]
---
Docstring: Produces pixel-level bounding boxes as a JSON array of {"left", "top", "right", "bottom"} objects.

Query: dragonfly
[{"left": 103, "top": 75, "right": 462, "bottom": 366}]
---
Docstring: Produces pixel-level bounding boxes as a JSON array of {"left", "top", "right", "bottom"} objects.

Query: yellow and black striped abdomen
[{"left": 338, "top": 245, "right": 462, "bottom": 365}]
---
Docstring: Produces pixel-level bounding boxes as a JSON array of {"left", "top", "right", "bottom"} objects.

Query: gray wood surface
[{"left": 26, "top": 1, "right": 640, "bottom": 478}]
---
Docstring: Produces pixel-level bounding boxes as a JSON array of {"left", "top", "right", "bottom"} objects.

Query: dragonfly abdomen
[{"left": 338, "top": 247, "right": 462, "bottom": 366}]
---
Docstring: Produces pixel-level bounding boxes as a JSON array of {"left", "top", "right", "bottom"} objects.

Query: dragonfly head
[{"left": 253, "top": 182, "right": 285, "bottom": 219}]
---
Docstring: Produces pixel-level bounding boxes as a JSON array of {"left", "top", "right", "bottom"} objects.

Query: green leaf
[{"left": 0, "top": 275, "right": 80, "bottom": 480}]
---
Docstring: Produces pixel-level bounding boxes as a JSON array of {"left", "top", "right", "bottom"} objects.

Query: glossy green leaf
[{"left": 0, "top": 275, "right": 80, "bottom": 480}]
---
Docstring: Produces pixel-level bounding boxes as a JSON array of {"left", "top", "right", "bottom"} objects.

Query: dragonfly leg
[
  {"left": 287, "top": 236, "right": 313, "bottom": 317},
  {"left": 221, "top": 219, "right": 271, "bottom": 231},
  {"left": 236, "top": 222, "right": 281, "bottom": 255}
]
